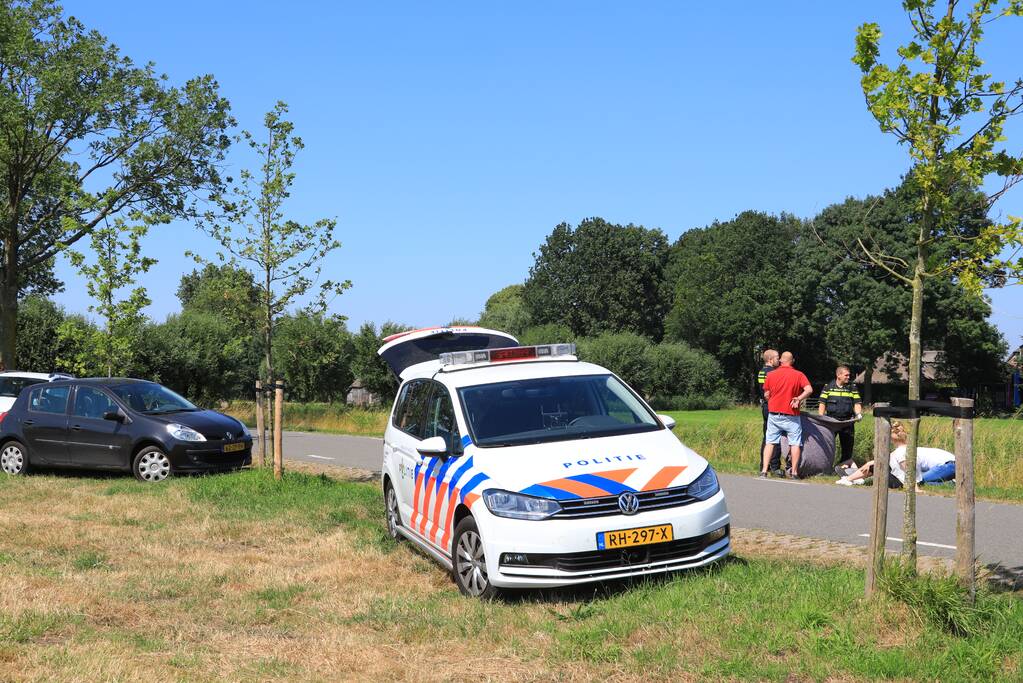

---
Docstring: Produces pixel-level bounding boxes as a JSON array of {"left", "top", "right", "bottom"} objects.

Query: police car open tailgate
[{"left": 377, "top": 326, "right": 519, "bottom": 379}]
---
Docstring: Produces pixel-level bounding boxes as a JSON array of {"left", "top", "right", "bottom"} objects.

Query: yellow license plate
[
  {"left": 223, "top": 442, "right": 246, "bottom": 453},
  {"left": 597, "top": 524, "right": 673, "bottom": 550}
]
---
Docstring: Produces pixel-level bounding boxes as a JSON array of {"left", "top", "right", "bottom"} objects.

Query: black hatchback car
[{"left": 0, "top": 378, "right": 252, "bottom": 482}]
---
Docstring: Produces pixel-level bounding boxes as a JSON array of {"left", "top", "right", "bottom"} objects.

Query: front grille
[
  {"left": 552, "top": 486, "right": 698, "bottom": 519},
  {"left": 504, "top": 527, "right": 727, "bottom": 573}
]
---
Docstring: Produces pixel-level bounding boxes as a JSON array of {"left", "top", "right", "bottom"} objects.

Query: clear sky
[{"left": 55, "top": 2, "right": 1023, "bottom": 347}]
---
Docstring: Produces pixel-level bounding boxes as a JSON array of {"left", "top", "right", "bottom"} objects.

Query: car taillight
[{"left": 0, "top": 411, "right": 6, "bottom": 425}]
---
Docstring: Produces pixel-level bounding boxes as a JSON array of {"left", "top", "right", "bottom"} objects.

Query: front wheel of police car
[{"left": 452, "top": 516, "right": 500, "bottom": 599}]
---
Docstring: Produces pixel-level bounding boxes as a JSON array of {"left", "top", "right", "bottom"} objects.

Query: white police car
[{"left": 379, "top": 327, "right": 730, "bottom": 598}]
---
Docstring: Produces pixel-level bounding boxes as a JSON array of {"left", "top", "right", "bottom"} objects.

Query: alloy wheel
[
  {"left": 386, "top": 486, "right": 401, "bottom": 538},
  {"left": 456, "top": 530, "right": 489, "bottom": 596}
]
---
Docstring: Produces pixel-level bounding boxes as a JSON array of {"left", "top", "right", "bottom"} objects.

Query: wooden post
[
  {"left": 866, "top": 403, "right": 892, "bottom": 597},
  {"left": 255, "top": 380, "right": 266, "bottom": 467},
  {"left": 952, "top": 397, "right": 975, "bottom": 602},
  {"left": 273, "top": 380, "right": 284, "bottom": 481}
]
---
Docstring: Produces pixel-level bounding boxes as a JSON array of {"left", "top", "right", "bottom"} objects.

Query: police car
[{"left": 379, "top": 327, "right": 730, "bottom": 598}]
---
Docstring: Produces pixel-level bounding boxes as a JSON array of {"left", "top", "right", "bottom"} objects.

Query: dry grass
[
  {"left": 2, "top": 469, "right": 1020, "bottom": 682},
  {"left": 222, "top": 400, "right": 388, "bottom": 437}
]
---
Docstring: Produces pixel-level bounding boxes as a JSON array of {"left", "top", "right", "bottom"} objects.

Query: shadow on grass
[{"left": 494, "top": 553, "right": 742, "bottom": 605}]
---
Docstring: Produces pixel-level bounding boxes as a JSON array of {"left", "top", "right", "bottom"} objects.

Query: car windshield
[
  {"left": 109, "top": 382, "right": 198, "bottom": 414},
  {"left": 458, "top": 374, "right": 660, "bottom": 447},
  {"left": 0, "top": 376, "right": 46, "bottom": 398}
]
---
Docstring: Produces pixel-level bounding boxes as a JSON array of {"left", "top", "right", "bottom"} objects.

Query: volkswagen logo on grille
[{"left": 618, "top": 491, "right": 640, "bottom": 515}]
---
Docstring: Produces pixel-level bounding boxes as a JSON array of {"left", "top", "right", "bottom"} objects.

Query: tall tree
[
  {"left": 664, "top": 211, "right": 812, "bottom": 398},
  {"left": 477, "top": 284, "right": 531, "bottom": 337},
  {"left": 68, "top": 218, "right": 155, "bottom": 377},
  {"left": 523, "top": 218, "right": 670, "bottom": 340},
  {"left": 0, "top": 0, "right": 232, "bottom": 367},
  {"left": 177, "top": 262, "right": 260, "bottom": 335},
  {"left": 854, "top": 0, "right": 1023, "bottom": 567},
  {"left": 196, "top": 102, "right": 349, "bottom": 389}
]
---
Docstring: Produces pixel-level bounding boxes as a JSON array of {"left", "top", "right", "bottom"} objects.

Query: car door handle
[
  {"left": 23, "top": 419, "right": 35, "bottom": 426},
  {"left": 71, "top": 424, "right": 82, "bottom": 431}
]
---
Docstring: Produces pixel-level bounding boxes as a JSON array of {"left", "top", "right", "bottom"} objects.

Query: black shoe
[
  {"left": 770, "top": 468, "right": 785, "bottom": 478},
  {"left": 758, "top": 471, "right": 768, "bottom": 479}
]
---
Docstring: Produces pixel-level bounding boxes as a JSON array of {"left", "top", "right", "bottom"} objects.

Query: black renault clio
[{"left": 0, "top": 378, "right": 252, "bottom": 482}]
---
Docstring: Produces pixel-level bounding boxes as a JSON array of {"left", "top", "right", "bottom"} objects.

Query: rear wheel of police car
[
  {"left": 452, "top": 516, "right": 499, "bottom": 599},
  {"left": 384, "top": 481, "right": 403, "bottom": 541},
  {"left": 1, "top": 440, "right": 29, "bottom": 476}
]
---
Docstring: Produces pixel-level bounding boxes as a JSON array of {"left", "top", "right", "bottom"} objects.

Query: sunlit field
[
  {"left": 224, "top": 402, "right": 1023, "bottom": 503},
  {"left": 1, "top": 468, "right": 1020, "bottom": 682}
]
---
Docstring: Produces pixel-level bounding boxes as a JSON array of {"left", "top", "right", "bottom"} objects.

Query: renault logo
[
  {"left": 618, "top": 491, "right": 640, "bottom": 515},
  {"left": 225, "top": 432, "right": 233, "bottom": 441}
]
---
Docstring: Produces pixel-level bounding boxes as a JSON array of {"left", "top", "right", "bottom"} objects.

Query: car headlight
[
  {"left": 482, "top": 489, "right": 562, "bottom": 520},
  {"left": 688, "top": 465, "right": 720, "bottom": 500},
  {"left": 166, "top": 423, "right": 207, "bottom": 442}
]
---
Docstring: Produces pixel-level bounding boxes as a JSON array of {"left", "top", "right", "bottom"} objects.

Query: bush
[
  {"left": 645, "top": 342, "right": 728, "bottom": 401},
  {"left": 517, "top": 323, "right": 575, "bottom": 346},
  {"left": 650, "top": 391, "right": 733, "bottom": 411},
  {"left": 575, "top": 332, "right": 652, "bottom": 393}
]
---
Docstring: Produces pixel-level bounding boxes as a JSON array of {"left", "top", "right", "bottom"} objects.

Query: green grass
[
  {"left": 663, "top": 407, "right": 1023, "bottom": 503},
  {"left": 2, "top": 469, "right": 1022, "bottom": 680}
]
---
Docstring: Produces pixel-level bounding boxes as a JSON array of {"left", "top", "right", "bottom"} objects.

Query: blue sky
[{"left": 56, "top": 2, "right": 1023, "bottom": 346}]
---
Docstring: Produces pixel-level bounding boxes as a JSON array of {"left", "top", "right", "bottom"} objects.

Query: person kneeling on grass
[{"left": 836, "top": 422, "right": 956, "bottom": 490}]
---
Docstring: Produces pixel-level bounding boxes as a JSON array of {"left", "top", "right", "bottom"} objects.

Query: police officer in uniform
[
  {"left": 818, "top": 365, "right": 862, "bottom": 472},
  {"left": 758, "top": 349, "right": 782, "bottom": 475}
]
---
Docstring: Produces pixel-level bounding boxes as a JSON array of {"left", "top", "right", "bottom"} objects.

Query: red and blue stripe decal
[{"left": 520, "top": 465, "right": 687, "bottom": 499}]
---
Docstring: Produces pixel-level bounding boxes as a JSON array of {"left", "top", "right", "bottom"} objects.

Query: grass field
[
  {"left": 1, "top": 468, "right": 1020, "bottom": 682},
  {"left": 224, "top": 401, "right": 1023, "bottom": 503}
]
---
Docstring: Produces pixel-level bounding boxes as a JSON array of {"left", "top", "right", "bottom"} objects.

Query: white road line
[
  {"left": 858, "top": 533, "right": 956, "bottom": 550},
  {"left": 305, "top": 454, "right": 334, "bottom": 461}
]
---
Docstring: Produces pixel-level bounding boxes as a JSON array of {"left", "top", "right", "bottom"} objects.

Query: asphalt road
[{"left": 280, "top": 432, "right": 1023, "bottom": 574}]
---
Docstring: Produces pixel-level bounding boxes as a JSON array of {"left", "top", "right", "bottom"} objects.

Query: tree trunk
[
  {"left": 0, "top": 236, "right": 18, "bottom": 374},
  {"left": 861, "top": 361, "right": 873, "bottom": 406},
  {"left": 902, "top": 248, "right": 926, "bottom": 572}
]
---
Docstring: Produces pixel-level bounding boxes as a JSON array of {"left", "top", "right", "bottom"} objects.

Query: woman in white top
[{"left": 836, "top": 422, "right": 956, "bottom": 489}]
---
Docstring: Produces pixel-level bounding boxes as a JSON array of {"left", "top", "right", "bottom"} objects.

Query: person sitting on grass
[{"left": 836, "top": 422, "right": 956, "bottom": 490}]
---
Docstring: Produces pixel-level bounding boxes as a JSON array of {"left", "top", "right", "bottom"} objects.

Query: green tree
[
  {"left": 576, "top": 332, "right": 653, "bottom": 396},
  {"left": 664, "top": 211, "right": 810, "bottom": 398},
  {"left": 645, "top": 342, "right": 729, "bottom": 407},
  {"left": 196, "top": 102, "right": 349, "bottom": 390},
  {"left": 136, "top": 312, "right": 256, "bottom": 405},
  {"left": 0, "top": 0, "right": 232, "bottom": 367},
  {"left": 15, "top": 296, "right": 67, "bottom": 372},
  {"left": 807, "top": 181, "right": 1005, "bottom": 402},
  {"left": 177, "top": 263, "right": 260, "bottom": 334},
  {"left": 67, "top": 218, "right": 155, "bottom": 377},
  {"left": 477, "top": 284, "right": 532, "bottom": 337},
  {"left": 350, "top": 321, "right": 411, "bottom": 404},
  {"left": 854, "top": 0, "right": 1023, "bottom": 568},
  {"left": 523, "top": 218, "right": 671, "bottom": 340},
  {"left": 273, "top": 312, "right": 353, "bottom": 402}
]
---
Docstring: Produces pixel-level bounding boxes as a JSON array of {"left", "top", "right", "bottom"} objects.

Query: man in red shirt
[{"left": 761, "top": 351, "right": 813, "bottom": 478}]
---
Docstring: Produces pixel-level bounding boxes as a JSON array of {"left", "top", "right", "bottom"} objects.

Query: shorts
[{"left": 765, "top": 413, "right": 802, "bottom": 447}]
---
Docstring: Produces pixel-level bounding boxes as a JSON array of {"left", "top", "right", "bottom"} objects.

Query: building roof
[{"left": 854, "top": 351, "right": 942, "bottom": 385}]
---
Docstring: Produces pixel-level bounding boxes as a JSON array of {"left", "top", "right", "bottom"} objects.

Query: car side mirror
[
  {"left": 103, "top": 409, "right": 125, "bottom": 422},
  {"left": 417, "top": 436, "right": 449, "bottom": 457},
  {"left": 658, "top": 414, "right": 677, "bottom": 430}
]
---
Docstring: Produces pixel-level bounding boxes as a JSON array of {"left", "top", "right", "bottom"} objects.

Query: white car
[
  {"left": 0, "top": 372, "right": 73, "bottom": 414},
  {"left": 378, "top": 327, "right": 730, "bottom": 598}
]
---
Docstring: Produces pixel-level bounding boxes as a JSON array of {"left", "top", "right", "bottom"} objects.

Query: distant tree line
[{"left": 481, "top": 179, "right": 1008, "bottom": 405}]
